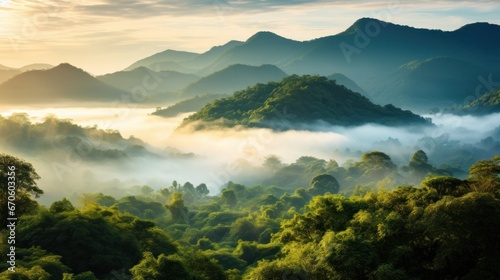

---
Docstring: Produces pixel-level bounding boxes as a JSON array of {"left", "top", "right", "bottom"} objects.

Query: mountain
[
  {"left": 0, "top": 63, "right": 54, "bottom": 84},
  {"left": 198, "top": 31, "right": 307, "bottom": 75},
  {"left": 0, "top": 69, "right": 21, "bottom": 84},
  {"left": 98, "top": 67, "right": 199, "bottom": 94},
  {"left": 0, "top": 63, "right": 129, "bottom": 104},
  {"left": 18, "top": 63, "right": 53, "bottom": 71},
  {"left": 327, "top": 73, "right": 367, "bottom": 96},
  {"left": 184, "top": 40, "right": 243, "bottom": 71},
  {"left": 368, "top": 57, "right": 490, "bottom": 111},
  {"left": 448, "top": 89, "right": 500, "bottom": 115},
  {"left": 181, "top": 75, "right": 431, "bottom": 130},
  {"left": 125, "top": 50, "right": 199, "bottom": 72},
  {"left": 152, "top": 94, "right": 227, "bottom": 118},
  {"left": 180, "top": 64, "right": 288, "bottom": 98},
  {"left": 126, "top": 19, "right": 500, "bottom": 112}
]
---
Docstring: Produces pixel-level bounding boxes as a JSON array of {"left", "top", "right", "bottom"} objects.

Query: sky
[{"left": 0, "top": 0, "right": 499, "bottom": 75}]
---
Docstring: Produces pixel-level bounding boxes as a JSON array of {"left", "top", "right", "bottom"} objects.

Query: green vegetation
[
  {"left": 0, "top": 113, "right": 155, "bottom": 161},
  {"left": 1, "top": 152, "right": 498, "bottom": 279},
  {"left": 449, "top": 89, "right": 500, "bottom": 115},
  {"left": 182, "top": 75, "right": 431, "bottom": 130}
]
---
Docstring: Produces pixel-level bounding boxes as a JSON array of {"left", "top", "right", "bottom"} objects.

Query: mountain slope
[
  {"left": 369, "top": 57, "right": 489, "bottom": 111},
  {"left": 18, "top": 63, "right": 53, "bottom": 71},
  {"left": 0, "top": 69, "right": 21, "bottom": 84},
  {"left": 124, "top": 19, "right": 500, "bottom": 111},
  {"left": 199, "top": 31, "right": 308, "bottom": 75},
  {"left": 184, "top": 40, "right": 243, "bottom": 70},
  {"left": 327, "top": 73, "right": 367, "bottom": 96},
  {"left": 181, "top": 75, "right": 431, "bottom": 130},
  {"left": 180, "top": 64, "right": 287, "bottom": 98},
  {"left": 152, "top": 94, "right": 227, "bottom": 118},
  {"left": 98, "top": 67, "right": 199, "bottom": 93},
  {"left": 0, "top": 63, "right": 128, "bottom": 103},
  {"left": 449, "top": 89, "right": 500, "bottom": 115},
  {"left": 125, "top": 50, "right": 199, "bottom": 72}
]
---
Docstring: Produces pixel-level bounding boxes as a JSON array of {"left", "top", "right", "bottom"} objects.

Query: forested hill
[
  {"left": 449, "top": 89, "right": 500, "bottom": 115},
  {"left": 181, "top": 75, "right": 431, "bottom": 130}
]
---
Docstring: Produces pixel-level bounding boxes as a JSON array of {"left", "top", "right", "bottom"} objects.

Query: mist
[{"left": 1, "top": 107, "right": 499, "bottom": 205}]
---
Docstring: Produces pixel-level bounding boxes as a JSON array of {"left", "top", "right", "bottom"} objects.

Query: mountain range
[
  {"left": 0, "top": 63, "right": 53, "bottom": 84},
  {"left": 121, "top": 18, "right": 500, "bottom": 112},
  {"left": 1, "top": 18, "right": 499, "bottom": 113}
]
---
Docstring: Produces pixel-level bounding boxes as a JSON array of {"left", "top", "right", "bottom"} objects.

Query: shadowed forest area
[{"left": 1, "top": 152, "right": 499, "bottom": 279}]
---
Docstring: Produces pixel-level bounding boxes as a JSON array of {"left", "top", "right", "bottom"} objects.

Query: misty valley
[{"left": 1, "top": 17, "right": 500, "bottom": 280}]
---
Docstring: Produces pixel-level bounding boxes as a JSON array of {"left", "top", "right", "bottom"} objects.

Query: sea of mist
[{"left": 0, "top": 105, "right": 498, "bottom": 205}]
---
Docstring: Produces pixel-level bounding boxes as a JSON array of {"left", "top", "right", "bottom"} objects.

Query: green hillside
[
  {"left": 181, "top": 75, "right": 431, "bottom": 130},
  {"left": 450, "top": 89, "right": 500, "bottom": 115}
]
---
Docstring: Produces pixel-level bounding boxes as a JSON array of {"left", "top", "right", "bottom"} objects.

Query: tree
[
  {"left": 221, "top": 190, "right": 237, "bottom": 208},
  {"left": 308, "top": 174, "right": 340, "bottom": 196},
  {"left": 409, "top": 150, "right": 434, "bottom": 178},
  {"left": 468, "top": 156, "right": 500, "bottom": 194},
  {"left": 130, "top": 252, "right": 190, "bottom": 280},
  {"left": 0, "top": 154, "right": 43, "bottom": 227},
  {"left": 166, "top": 192, "right": 189, "bottom": 223},
  {"left": 263, "top": 155, "right": 283, "bottom": 172},
  {"left": 196, "top": 183, "right": 210, "bottom": 196},
  {"left": 49, "top": 198, "right": 76, "bottom": 213}
]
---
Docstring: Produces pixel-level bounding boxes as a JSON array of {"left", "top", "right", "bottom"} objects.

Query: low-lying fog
[{"left": 1, "top": 106, "right": 499, "bottom": 205}]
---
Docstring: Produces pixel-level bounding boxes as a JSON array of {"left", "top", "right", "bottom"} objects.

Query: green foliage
[
  {"left": 250, "top": 163, "right": 500, "bottom": 279},
  {"left": 308, "top": 174, "right": 340, "bottom": 196},
  {"left": 0, "top": 247, "right": 70, "bottom": 280},
  {"left": 49, "top": 198, "right": 75, "bottom": 213},
  {"left": 130, "top": 252, "right": 190, "bottom": 280},
  {"left": 182, "top": 75, "right": 430, "bottom": 130},
  {"left": 16, "top": 206, "right": 177, "bottom": 278},
  {"left": 451, "top": 88, "right": 500, "bottom": 115},
  {"left": 0, "top": 114, "right": 150, "bottom": 161},
  {"left": 0, "top": 153, "right": 42, "bottom": 227},
  {"left": 2, "top": 154, "right": 499, "bottom": 279},
  {"left": 221, "top": 190, "right": 238, "bottom": 208},
  {"left": 167, "top": 192, "right": 189, "bottom": 223}
]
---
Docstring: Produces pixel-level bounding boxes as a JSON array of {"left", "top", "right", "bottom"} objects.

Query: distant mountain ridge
[
  {"left": 123, "top": 18, "right": 500, "bottom": 111},
  {"left": 2, "top": 18, "right": 499, "bottom": 112},
  {"left": 181, "top": 75, "right": 431, "bottom": 131},
  {"left": 180, "top": 64, "right": 288, "bottom": 98},
  {"left": 0, "top": 63, "right": 53, "bottom": 84},
  {"left": 368, "top": 57, "right": 490, "bottom": 111},
  {"left": 98, "top": 67, "right": 200, "bottom": 95},
  {"left": 0, "top": 63, "right": 127, "bottom": 103}
]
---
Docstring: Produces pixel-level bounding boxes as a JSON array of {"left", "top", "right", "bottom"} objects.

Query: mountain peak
[
  {"left": 455, "top": 22, "right": 500, "bottom": 33},
  {"left": 54, "top": 63, "right": 82, "bottom": 70},
  {"left": 246, "top": 31, "right": 289, "bottom": 43},
  {"left": 343, "top": 17, "right": 390, "bottom": 33}
]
